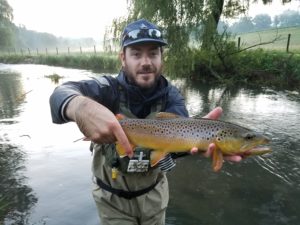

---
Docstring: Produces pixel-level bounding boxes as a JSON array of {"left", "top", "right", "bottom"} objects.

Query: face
[{"left": 120, "top": 43, "right": 163, "bottom": 89}]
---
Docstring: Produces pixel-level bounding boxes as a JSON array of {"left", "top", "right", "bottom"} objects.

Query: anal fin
[{"left": 150, "top": 151, "right": 167, "bottom": 167}]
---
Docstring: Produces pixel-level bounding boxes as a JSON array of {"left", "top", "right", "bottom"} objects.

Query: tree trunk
[{"left": 201, "top": 0, "right": 224, "bottom": 50}]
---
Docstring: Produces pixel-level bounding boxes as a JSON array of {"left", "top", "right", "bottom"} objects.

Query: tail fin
[{"left": 150, "top": 151, "right": 167, "bottom": 167}]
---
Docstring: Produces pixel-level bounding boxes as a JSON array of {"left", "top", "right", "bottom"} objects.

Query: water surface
[{"left": 0, "top": 64, "right": 299, "bottom": 225}]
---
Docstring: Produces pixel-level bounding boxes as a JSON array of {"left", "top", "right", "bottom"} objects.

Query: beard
[{"left": 123, "top": 64, "right": 162, "bottom": 90}]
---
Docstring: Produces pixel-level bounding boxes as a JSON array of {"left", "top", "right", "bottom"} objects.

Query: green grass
[
  {"left": 235, "top": 26, "right": 300, "bottom": 52},
  {"left": 0, "top": 53, "right": 121, "bottom": 73}
]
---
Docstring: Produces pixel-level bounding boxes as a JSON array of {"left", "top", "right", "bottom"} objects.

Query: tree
[
  {"left": 0, "top": 0, "right": 14, "bottom": 48},
  {"left": 229, "top": 16, "right": 254, "bottom": 33},
  {"left": 118, "top": 0, "right": 249, "bottom": 50},
  {"left": 252, "top": 14, "right": 272, "bottom": 31},
  {"left": 108, "top": 0, "right": 295, "bottom": 76},
  {"left": 276, "top": 10, "right": 300, "bottom": 27},
  {"left": 0, "top": 0, "right": 13, "bottom": 21},
  {"left": 111, "top": 0, "right": 295, "bottom": 50}
]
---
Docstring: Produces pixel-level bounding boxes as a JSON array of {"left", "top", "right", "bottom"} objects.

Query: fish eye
[{"left": 244, "top": 133, "right": 256, "bottom": 140}]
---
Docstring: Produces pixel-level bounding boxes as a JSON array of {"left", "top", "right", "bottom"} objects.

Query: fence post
[
  {"left": 56, "top": 47, "right": 59, "bottom": 55},
  {"left": 286, "top": 33, "right": 291, "bottom": 53},
  {"left": 94, "top": 45, "right": 96, "bottom": 54},
  {"left": 237, "top": 37, "right": 241, "bottom": 50},
  {"left": 68, "top": 47, "right": 70, "bottom": 54},
  {"left": 80, "top": 46, "right": 82, "bottom": 54},
  {"left": 46, "top": 48, "right": 48, "bottom": 55}
]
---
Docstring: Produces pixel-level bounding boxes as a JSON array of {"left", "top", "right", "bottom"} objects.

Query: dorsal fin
[{"left": 155, "top": 112, "right": 181, "bottom": 119}]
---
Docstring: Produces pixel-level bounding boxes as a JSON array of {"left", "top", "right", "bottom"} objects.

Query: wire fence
[
  {"left": 0, "top": 29, "right": 299, "bottom": 56},
  {"left": 235, "top": 29, "right": 300, "bottom": 52},
  {"left": 0, "top": 44, "right": 119, "bottom": 56}
]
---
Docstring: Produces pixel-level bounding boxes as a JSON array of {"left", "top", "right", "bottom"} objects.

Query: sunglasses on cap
[{"left": 122, "top": 28, "right": 163, "bottom": 43}]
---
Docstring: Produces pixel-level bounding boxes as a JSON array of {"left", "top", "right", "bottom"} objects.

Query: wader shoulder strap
[
  {"left": 118, "top": 84, "right": 167, "bottom": 116},
  {"left": 96, "top": 177, "right": 159, "bottom": 199}
]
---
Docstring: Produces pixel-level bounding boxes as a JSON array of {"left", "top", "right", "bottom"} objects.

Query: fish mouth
[
  {"left": 244, "top": 146, "right": 272, "bottom": 156},
  {"left": 241, "top": 137, "right": 271, "bottom": 155}
]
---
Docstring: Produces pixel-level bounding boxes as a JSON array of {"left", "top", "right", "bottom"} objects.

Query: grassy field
[{"left": 235, "top": 26, "right": 300, "bottom": 52}]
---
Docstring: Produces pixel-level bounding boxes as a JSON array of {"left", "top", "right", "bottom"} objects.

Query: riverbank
[
  {"left": 189, "top": 49, "right": 300, "bottom": 90},
  {"left": 0, "top": 49, "right": 299, "bottom": 90},
  {"left": 0, "top": 54, "right": 121, "bottom": 73}
]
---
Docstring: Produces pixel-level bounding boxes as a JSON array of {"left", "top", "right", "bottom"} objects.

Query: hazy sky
[
  {"left": 7, "top": 0, "right": 300, "bottom": 40},
  {"left": 7, "top": 0, "right": 128, "bottom": 39}
]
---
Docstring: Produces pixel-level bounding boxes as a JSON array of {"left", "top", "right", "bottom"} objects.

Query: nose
[{"left": 141, "top": 55, "right": 151, "bottom": 66}]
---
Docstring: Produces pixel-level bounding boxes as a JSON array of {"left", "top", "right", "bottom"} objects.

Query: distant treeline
[
  {"left": 1, "top": 23, "right": 98, "bottom": 52},
  {"left": 219, "top": 10, "right": 300, "bottom": 34}
]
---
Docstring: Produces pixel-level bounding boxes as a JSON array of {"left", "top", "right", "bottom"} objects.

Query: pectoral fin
[
  {"left": 212, "top": 148, "right": 224, "bottom": 172},
  {"left": 115, "top": 142, "right": 127, "bottom": 157},
  {"left": 116, "top": 142, "right": 135, "bottom": 158},
  {"left": 150, "top": 151, "right": 167, "bottom": 167}
]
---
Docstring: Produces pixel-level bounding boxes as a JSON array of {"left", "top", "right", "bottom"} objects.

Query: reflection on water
[
  {"left": 0, "top": 70, "right": 24, "bottom": 119},
  {"left": 0, "top": 64, "right": 300, "bottom": 225},
  {"left": 0, "top": 69, "right": 37, "bottom": 224},
  {"left": 0, "top": 143, "right": 37, "bottom": 224},
  {"left": 168, "top": 79, "right": 300, "bottom": 225}
]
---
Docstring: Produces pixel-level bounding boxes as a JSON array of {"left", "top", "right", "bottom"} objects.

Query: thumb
[{"left": 204, "top": 107, "right": 223, "bottom": 120}]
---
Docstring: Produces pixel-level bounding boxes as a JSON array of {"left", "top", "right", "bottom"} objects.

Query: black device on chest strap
[{"left": 96, "top": 177, "right": 159, "bottom": 199}]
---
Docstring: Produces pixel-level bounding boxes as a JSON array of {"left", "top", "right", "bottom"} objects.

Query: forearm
[
  {"left": 65, "top": 95, "right": 89, "bottom": 122},
  {"left": 64, "top": 95, "right": 117, "bottom": 142},
  {"left": 49, "top": 79, "right": 111, "bottom": 124}
]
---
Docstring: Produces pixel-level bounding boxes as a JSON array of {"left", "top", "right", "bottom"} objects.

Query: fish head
[{"left": 215, "top": 128, "right": 271, "bottom": 156}]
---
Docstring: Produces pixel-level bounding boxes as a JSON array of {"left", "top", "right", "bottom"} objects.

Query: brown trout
[{"left": 116, "top": 112, "right": 271, "bottom": 171}]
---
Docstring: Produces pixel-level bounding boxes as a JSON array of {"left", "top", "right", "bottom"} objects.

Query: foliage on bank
[
  {"left": 0, "top": 49, "right": 299, "bottom": 90},
  {"left": 0, "top": 54, "right": 121, "bottom": 72},
  {"left": 187, "top": 49, "right": 300, "bottom": 90}
]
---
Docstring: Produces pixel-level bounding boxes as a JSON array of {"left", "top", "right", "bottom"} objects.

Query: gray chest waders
[{"left": 93, "top": 82, "right": 168, "bottom": 199}]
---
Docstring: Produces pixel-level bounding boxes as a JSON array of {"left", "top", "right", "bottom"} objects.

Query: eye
[
  {"left": 244, "top": 133, "right": 256, "bottom": 140},
  {"left": 130, "top": 50, "right": 141, "bottom": 57}
]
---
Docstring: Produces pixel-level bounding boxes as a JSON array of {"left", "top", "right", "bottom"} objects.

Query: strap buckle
[{"left": 127, "top": 151, "right": 150, "bottom": 172}]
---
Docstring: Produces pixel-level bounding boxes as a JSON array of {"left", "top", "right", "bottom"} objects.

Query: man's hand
[
  {"left": 67, "top": 96, "right": 133, "bottom": 157},
  {"left": 190, "top": 107, "right": 242, "bottom": 162}
]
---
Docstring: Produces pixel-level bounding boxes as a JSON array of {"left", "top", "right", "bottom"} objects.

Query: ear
[{"left": 119, "top": 50, "right": 125, "bottom": 67}]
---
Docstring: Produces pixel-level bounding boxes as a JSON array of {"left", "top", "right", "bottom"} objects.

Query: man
[{"left": 50, "top": 19, "right": 242, "bottom": 225}]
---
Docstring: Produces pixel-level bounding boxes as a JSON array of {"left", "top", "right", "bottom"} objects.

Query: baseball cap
[{"left": 121, "top": 19, "right": 168, "bottom": 48}]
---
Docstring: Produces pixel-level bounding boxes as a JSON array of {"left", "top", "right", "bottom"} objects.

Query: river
[{"left": 0, "top": 63, "right": 299, "bottom": 225}]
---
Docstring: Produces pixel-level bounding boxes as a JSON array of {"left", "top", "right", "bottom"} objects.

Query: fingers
[
  {"left": 224, "top": 155, "right": 242, "bottom": 162},
  {"left": 203, "top": 143, "right": 215, "bottom": 158},
  {"left": 203, "top": 107, "right": 223, "bottom": 120},
  {"left": 190, "top": 147, "right": 198, "bottom": 155},
  {"left": 191, "top": 143, "right": 214, "bottom": 157},
  {"left": 202, "top": 107, "right": 244, "bottom": 164},
  {"left": 203, "top": 143, "right": 243, "bottom": 162}
]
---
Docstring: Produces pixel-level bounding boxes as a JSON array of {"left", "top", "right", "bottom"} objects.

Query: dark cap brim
[{"left": 122, "top": 38, "right": 168, "bottom": 48}]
